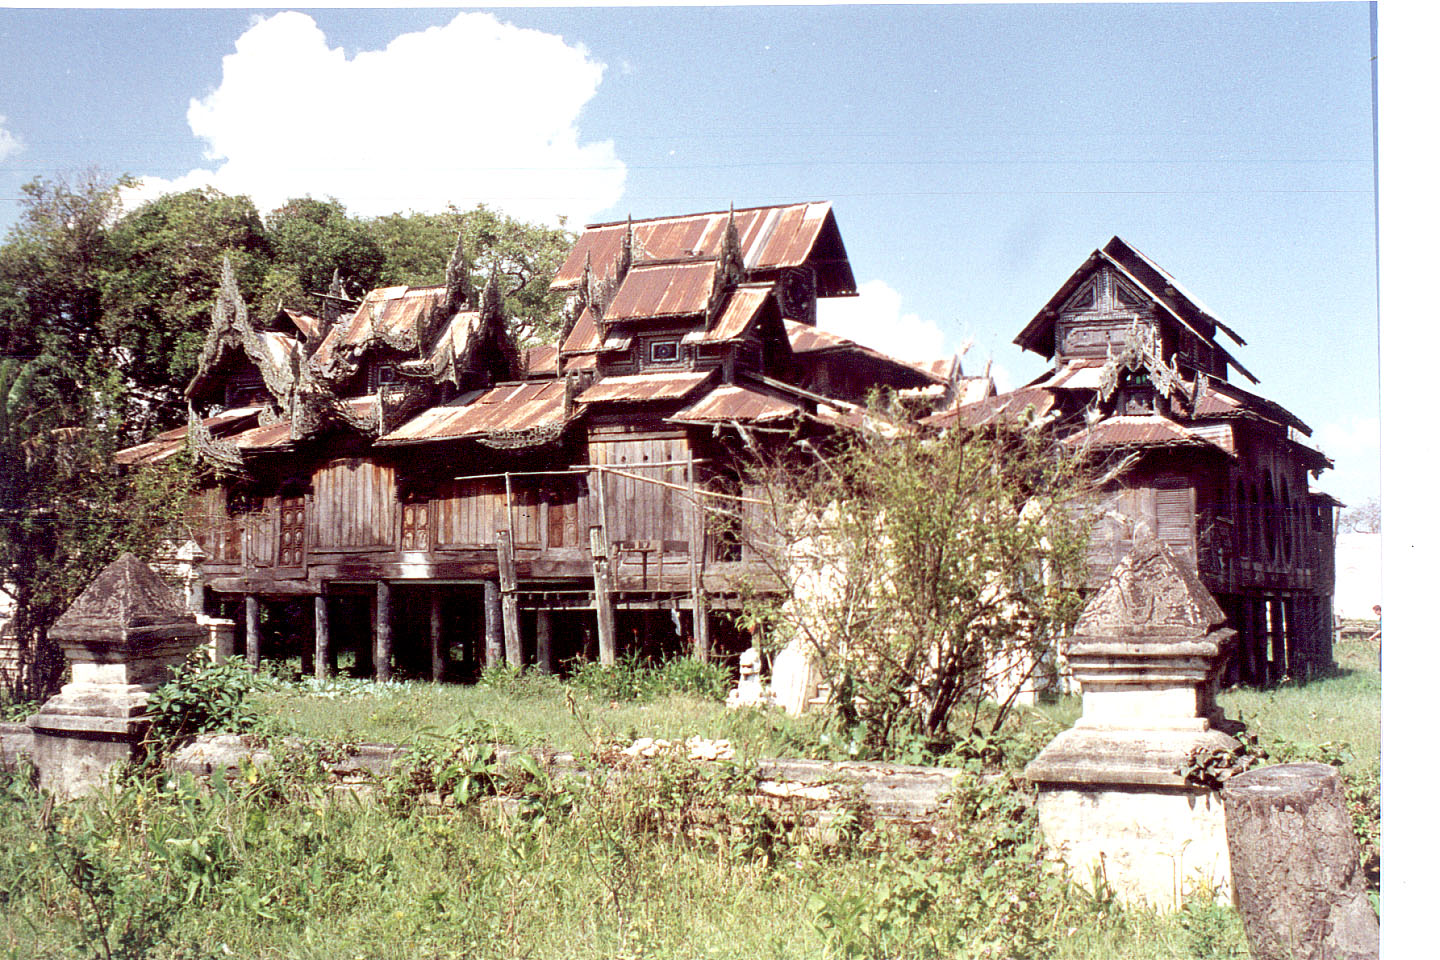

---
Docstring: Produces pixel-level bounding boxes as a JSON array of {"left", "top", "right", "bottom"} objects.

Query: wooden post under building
[
  {"left": 429, "top": 592, "right": 445, "bottom": 682},
  {"left": 498, "top": 530, "right": 522, "bottom": 668},
  {"left": 375, "top": 580, "right": 393, "bottom": 682},
  {"left": 314, "top": 594, "right": 330, "bottom": 681},
  {"left": 245, "top": 595, "right": 260, "bottom": 671},
  {"left": 535, "top": 609, "right": 554, "bottom": 674},
  {"left": 483, "top": 580, "right": 503, "bottom": 670}
]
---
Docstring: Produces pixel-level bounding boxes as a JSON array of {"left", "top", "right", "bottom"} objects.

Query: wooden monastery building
[
  {"left": 116, "top": 210, "right": 1338, "bottom": 687},
  {"left": 118, "top": 202, "right": 950, "bottom": 679},
  {"left": 929, "top": 237, "right": 1338, "bottom": 684}
]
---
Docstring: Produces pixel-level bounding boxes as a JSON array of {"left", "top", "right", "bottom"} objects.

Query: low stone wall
[{"left": 0, "top": 721, "right": 33, "bottom": 771}]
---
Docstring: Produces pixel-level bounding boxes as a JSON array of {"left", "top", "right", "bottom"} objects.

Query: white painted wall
[{"left": 1334, "top": 532, "right": 1382, "bottom": 619}]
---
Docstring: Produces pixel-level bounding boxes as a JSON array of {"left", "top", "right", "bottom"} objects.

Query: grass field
[{"left": 1, "top": 640, "right": 1378, "bottom": 960}]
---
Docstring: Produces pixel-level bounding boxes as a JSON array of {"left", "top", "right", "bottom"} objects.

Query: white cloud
[
  {"left": 125, "top": 11, "right": 625, "bottom": 226},
  {"left": 0, "top": 115, "right": 22, "bottom": 161},
  {"left": 816, "top": 279, "right": 948, "bottom": 363}
]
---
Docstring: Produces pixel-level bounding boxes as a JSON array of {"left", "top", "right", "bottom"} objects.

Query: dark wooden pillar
[
  {"left": 245, "top": 595, "right": 261, "bottom": 671},
  {"left": 314, "top": 594, "right": 331, "bottom": 681},
  {"left": 483, "top": 580, "right": 503, "bottom": 670},
  {"left": 429, "top": 592, "right": 445, "bottom": 683},
  {"left": 1284, "top": 598, "right": 1304, "bottom": 681},
  {"left": 375, "top": 581, "right": 393, "bottom": 682},
  {"left": 1239, "top": 598, "right": 1259, "bottom": 685},
  {"left": 1267, "top": 598, "right": 1284, "bottom": 682},
  {"left": 535, "top": 609, "right": 554, "bottom": 675}
]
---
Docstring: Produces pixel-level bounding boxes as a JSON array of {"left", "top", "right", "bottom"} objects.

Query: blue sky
[{"left": 0, "top": 3, "right": 1378, "bottom": 505}]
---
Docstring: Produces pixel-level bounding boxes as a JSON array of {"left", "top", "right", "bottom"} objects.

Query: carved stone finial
[{"left": 50, "top": 553, "right": 204, "bottom": 648}]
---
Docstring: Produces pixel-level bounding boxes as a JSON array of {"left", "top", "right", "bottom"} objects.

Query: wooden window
[
  {"left": 400, "top": 501, "right": 431, "bottom": 552},
  {"left": 278, "top": 495, "right": 306, "bottom": 566},
  {"left": 649, "top": 340, "right": 680, "bottom": 364}
]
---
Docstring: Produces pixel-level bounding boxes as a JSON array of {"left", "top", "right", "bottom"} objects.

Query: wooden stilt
[
  {"left": 484, "top": 580, "right": 503, "bottom": 670},
  {"left": 498, "top": 530, "right": 522, "bottom": 668},
  {"left": 375, "top": 581, "right": 393, "bottom": 682},
  {"left": 430, "top": 592, "right": 445, "bottom": 683},
  {"left": 245, "top": 595, "right": 261, "bottom": 671},
  {"left": 536, "top": 609, "right": 554, "bottom": 675},
  {"left": 687, "top": 457, "right": 710, "bottom": 662},
  {"left": 590, "top": 525, "right": 617, "bottom": 667},
  {"left": 314, "top": 594, "right": 330, "bottom": 681}
]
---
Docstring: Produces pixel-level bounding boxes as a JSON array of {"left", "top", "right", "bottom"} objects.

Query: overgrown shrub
[
  {"left": 146, "top": 654, "right": 260, "bottom": 750},
  {"left": 732, "top": 412, "right": 1101, "bottom": 757}
]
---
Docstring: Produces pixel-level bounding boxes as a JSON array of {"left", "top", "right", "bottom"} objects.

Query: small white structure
[{"left": 1025, "top": 537, "right": 1241, "bottom": 909}]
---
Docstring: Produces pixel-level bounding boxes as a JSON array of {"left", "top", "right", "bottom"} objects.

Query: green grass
[
  {"left": 1, "top": 640, "right": 1377, "bottom": 959},
  {"left": 250, "top": 672, "right": 825, "bottom": 762}
]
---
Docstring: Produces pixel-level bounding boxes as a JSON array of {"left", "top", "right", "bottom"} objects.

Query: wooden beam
[
  {"left": 375, "top": 580, "right": 393, "bottom": 682},
  {"left": 687, "top": 457, "right": 710, "bottom": 662},
  {"left": 590, "top": 525, "right": 617, "bottom": 666}
]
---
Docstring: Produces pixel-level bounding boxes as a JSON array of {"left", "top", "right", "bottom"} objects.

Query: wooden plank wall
[
  {"left": 311, "top": 458, "right": 396, "bottom": 549},
  {"left": 433, "top": 474, "right": 596, "bottom": 552},
  {"left": 434, "top": 478, "right": 507, "bottom": 546},
  {"left": 588, "top": 437, "right": 692, "bottom": 546}
]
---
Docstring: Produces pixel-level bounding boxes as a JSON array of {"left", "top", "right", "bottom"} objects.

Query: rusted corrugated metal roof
[
  {"left": 552, "top": 202, "right": 856, "bottom": 297},
  {"left": 1029, "top": 358, "right": 1107, "bottom": 390},
  {"left": 784, "top": 321, "right": 946, "bottom": 386},
  {"left": 687, "top": 283, "right": 773, "bottom": 343},
  {"left": 523, "top": 344, "right": 558, "bottom": 377},
  {"left": 564, "top": 353, "right": 597, "bottom": 372},
  {"left": 603, "top": 262, "right": 714, "bottom": 322},
  {"left": 926, "top": 387, "right": 1059, "bottom": 429},
  {"left": 1062, "top": 415, "right": 1230, "bottom": 454},
  {"left": 313, "top": 285, "right": 445, "bottom": 365},
  {"left": 376, "top": 380, "right": 569, "bottom": 445},
  {"left": 114, "top": 406, "right": 264, "bottom": 465},
  {"left": 668, "top": 384, "right": 800, "bottom": 425},
  {"left": 577, "top": 371, "right": 712, "bottom": 404},
  {"left": 1193, "top": 378, "right": 1311, "bottom": 435},
  {"left": 561, "top": 307, "right": 601, "bottom": 354}
]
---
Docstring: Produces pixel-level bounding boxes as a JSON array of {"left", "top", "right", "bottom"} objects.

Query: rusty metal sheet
[
  {"left": 1063, "top": 415, "right": 1226, "bottom": 453},
  {"left": 928, "top": 387, "right": 1059, "bottom": 428},
  {"left": 603, "top": 262, "right": 714, "bottom": 322},
  {"left": 115, "top": 407, "right": 263, "bottom": 465},
  {"left": 577, "top": 371, "right": 711, "bottom": 404},
  {"left": 377, "top": 379, "right": 569, "bottom": 445},
  {"left": 784, "top": 321, "right": 945, "bottom": 385},
  {"left": 552, "top": 202, "right": 836, "bottom": 290},
  {"left": 688, "top": 283, "right": 772, "bottom": 343},
  {"left": 564, "top": 354, "right": 597, "bottom": 372},
  {"left": 560, "top": 306, "right": 600, "bottom": 353},
  {"left": 523, "top": 343, "right": 558, "bottom": 377},
  {"left": 669, "top": 384, "right": 800, "bottom": 424}
]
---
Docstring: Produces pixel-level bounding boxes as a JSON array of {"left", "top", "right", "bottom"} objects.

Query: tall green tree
[
  {"left": 262, "top": 196, "right": 384, "bottom": 317},
  {"left": 366, "top": 204, "right": 573, "bottom": 343},
  {"left": 103, "top": 187, "right": 270, "bottom": 438}
]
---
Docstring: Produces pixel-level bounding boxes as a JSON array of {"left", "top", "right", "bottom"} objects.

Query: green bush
[
  {"left": 146, "top": 654, "right": 260, "bottom": 749},
  {"left": 654, "top": 657, "right": 731, "bottom": 702}
]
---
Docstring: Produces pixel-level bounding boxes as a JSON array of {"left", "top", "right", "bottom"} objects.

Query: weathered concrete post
[
  {"left": 1025, "top": 537, "right": 1241, "bottom": 908},
  {"left": 27, "top": 554, "right": 206, "bottom": 798},
  {"left": 1223, "top": 763, "right": 1379, "bottom": 960}
]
